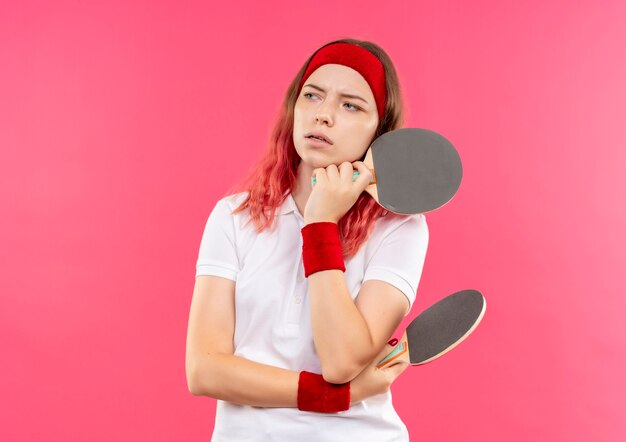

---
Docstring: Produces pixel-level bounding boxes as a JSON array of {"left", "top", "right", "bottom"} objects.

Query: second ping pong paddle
[
  {"left": 376, "top": 289, "right": 486, "bottom": 368},
  {"left": 312, "top": 128, "right": 463, "bottom": 215}
]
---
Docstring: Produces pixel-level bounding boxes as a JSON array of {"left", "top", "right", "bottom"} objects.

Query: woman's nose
[
  {"left": 315, "top": 112, "right": 331, "bottom": 125},
  {"left": 314, "top": 97, "right": 335, "bottom": 125},
  {"left": 315, "top": 105, "right": 333, "bottom": 125}
]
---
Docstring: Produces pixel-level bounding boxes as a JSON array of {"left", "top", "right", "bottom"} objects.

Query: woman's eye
[{"left": 303, "top": 92, "right": 360, "bottom": 111}]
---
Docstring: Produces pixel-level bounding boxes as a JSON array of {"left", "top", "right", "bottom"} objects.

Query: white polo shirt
[{"left": 195, "top": 191, "right": 429, "bottom": 442}]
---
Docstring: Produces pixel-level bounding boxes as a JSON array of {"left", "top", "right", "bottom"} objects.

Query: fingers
[
  {"left": 371, "top": 342, "right": 397, "bottom": 368},
  {"left": 312, "top": 168, "right": 328, "bottom": 187},
  {"left": 384, "top": 360, "right": 410, "bottom": 381},
  {"left": 326, "top": 163, "right": 340, "bottom": 181},
  {"left": 352, "top": 161, "right": 373, "bottom": 189},
  {"left": 313, "top": 161, "right": 372, "bottom": 192},
  {"left": 379, "top": 342, "right": 396, "bottom": 357},
  {"left": 314, "top": 163, "right": 357, "bottom": 185},
  {"left": 338, "top": 161, "right": 354, "bottom": 184},
  {"left": 377, "top": 342, "right": 409, "bottom": 375}
]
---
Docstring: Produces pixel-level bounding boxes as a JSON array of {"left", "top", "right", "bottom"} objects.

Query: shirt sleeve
[
  {"left": 362, "top": 214, "right": 429, "bottom": 315},
  {"left": 195, "top": 198, "right": 241, "bottom": 281}
]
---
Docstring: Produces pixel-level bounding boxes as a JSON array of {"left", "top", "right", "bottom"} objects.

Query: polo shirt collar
[
  {"left": 278, "top": 193, "right": 297, "bottom": 215},
  {"left": 277, "top": 193, "right": 305, "bottom": 220}
]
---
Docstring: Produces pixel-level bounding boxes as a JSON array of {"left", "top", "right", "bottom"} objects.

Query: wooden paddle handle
[{"left": 376, "top": 331, "right": 410, "bottom": 368}]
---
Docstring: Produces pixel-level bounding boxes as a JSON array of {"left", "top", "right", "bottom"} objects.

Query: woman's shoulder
[
  {"left": 216, "top": 191, "right": 250, "bottom": 213},
  {"left": 358, "top": 212, "right": 429, "bottom": 261},
  {"left": 374, "top": 211, "right": 427, "bottom": 237},
  {"left": 359, "top": 212, "right": 428, "bottom": 252}
]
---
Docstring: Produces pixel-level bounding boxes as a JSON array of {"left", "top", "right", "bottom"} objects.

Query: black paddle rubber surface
[
  {"left": 407, "top": 289, "right": 485, "bottom": 364},
  {"left": 370, "top": 128, "right": 463, "bottom": 214}
]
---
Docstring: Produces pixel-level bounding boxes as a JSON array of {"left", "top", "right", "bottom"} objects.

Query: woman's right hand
[{"left": 350, "top": 337, "right": 410, "bottom": 405}]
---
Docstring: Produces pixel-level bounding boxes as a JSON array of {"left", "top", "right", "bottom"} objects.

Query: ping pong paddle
[
  {"left": 311, "top": 128, "right": 463, "bottom": 215},
  {"left": 376, "top": 289, "right": 486, "bottom": 368}
]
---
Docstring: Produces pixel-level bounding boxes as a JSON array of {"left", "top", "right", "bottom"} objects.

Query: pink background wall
[{"left": 2, "top": 0, "right": 625, "bottom": 440}]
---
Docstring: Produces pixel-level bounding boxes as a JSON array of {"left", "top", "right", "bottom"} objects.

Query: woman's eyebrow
[{"left": 303, "top": 83, "right": 369, "bottom": 104}]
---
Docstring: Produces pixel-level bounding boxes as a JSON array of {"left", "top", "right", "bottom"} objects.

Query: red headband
[{"left": 297, "top": 42, "right": 387, "bottom": 120}]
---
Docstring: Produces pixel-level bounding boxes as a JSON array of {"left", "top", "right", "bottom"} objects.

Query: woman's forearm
[
  {"left": 189, "top": 352, "right": 366, "bottom": 407},
  {"left": 189, "top": 353, "right": 297, "bottom": 406},
  {"left": 307, "top": 269, "right": 376, "bottom": 384}
]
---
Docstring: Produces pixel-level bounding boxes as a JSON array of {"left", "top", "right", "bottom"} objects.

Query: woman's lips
[{"left": 305, "top": 136, "right": 332, "bottom": 147}]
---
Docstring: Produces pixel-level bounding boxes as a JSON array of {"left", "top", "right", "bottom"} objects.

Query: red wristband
[
  {"left": 301, "top": 222, "right": 346, "bottom": 278},
  {"left": 297, "top": 371, "right": 351, "bottom": 413}
]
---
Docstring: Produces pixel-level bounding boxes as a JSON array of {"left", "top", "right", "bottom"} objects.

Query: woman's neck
[{"left": 292, "top": 161, "right": 314, "bottom": 217}]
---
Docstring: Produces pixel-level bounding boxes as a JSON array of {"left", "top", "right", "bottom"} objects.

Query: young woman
[{"left": 186, "top": 38, "right": 429, "bottom": 441}]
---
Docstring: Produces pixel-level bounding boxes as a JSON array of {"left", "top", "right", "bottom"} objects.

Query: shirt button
[{"left": 294, "top": 296, "right": 302, "bottom": 304}]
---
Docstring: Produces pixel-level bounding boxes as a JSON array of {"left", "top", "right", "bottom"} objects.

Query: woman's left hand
[{"left": 304, "top": 161, "right": 373, "bottom": 225}]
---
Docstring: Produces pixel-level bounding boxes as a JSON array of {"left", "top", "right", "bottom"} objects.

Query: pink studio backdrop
[{"left": 1, "top": 1, "right": 625, "bottom": 440}]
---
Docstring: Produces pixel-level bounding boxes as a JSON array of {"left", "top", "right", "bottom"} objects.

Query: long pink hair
[{"left": 225, "top": 38, "right": 409, "bottom": 258}]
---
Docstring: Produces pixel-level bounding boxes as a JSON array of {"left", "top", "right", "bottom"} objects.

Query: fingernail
[{"left": 387, "top": 338, "right": 398, "bottom": 346}]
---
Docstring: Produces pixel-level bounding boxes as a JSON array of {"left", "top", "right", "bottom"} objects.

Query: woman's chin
[{"left": 297, "top": 151, "right": 333, "bottom": 167}]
